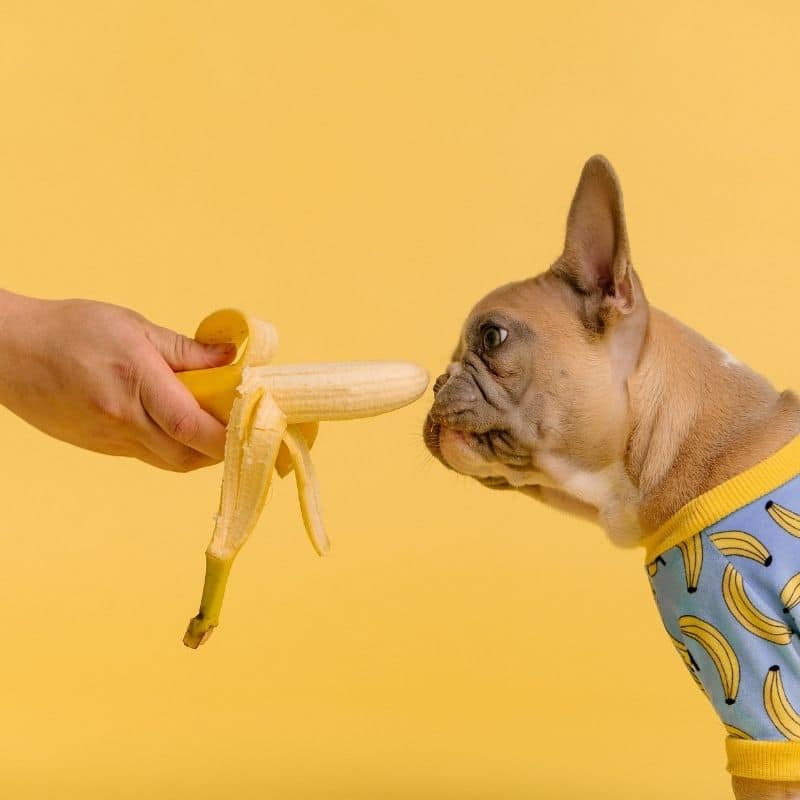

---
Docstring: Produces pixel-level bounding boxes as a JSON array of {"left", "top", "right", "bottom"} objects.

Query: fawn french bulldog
[{"left": 424, "top": 155, "right": 800, "bottom": 800}]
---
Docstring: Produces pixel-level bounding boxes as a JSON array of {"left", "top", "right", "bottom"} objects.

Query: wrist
[{"left": 0, "top": 289, "right": 47, "bottom": 408}]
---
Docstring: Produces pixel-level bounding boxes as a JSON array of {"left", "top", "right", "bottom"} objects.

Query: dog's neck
[
  {"left": 530, "top": 308, "right": 800, "bottom": 548},
  {"left": 626, "top": 308, "right": 800, "bottom": 539}
]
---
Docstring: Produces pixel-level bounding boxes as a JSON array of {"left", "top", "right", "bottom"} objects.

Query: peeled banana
[{"left": 178, "top": 309, "right": 429, "bottom": 648}]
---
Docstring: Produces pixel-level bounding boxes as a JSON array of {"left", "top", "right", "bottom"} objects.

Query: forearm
[{"left": 0, "top": 289, "right": 24, "bottom": 408}]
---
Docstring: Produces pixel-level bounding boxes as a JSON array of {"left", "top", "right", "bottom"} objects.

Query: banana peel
[
  {"left": 177, "top": 308, "right": 429, "bottom": 649},
  {"left": 176, "top": 308, "right": 317, "bottom": 477}
]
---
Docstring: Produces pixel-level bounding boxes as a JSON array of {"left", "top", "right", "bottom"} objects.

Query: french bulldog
[{"left": 423, "top": 155, "right": 800, "bottom": 800}]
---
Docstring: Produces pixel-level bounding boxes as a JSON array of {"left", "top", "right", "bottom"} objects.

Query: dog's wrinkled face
[
  {"left": 424, "top": 156, "right": 650, "bottom": 521},
  {"left": 424, "top": 273, "right": 632, "bottom": 493}
]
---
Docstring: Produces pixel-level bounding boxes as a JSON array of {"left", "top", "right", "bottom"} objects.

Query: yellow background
[{"left": 1, "top": 2, "right": 799, "bottom": 797}]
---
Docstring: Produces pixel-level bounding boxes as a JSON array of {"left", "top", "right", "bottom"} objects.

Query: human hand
[{"left": 0, "top": 291, "right": 235, "bottom": 471}]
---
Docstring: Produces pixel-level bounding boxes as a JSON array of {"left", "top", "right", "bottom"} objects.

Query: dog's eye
[{"left": 482, "top": 326, "right": 508, "bottom": 350}]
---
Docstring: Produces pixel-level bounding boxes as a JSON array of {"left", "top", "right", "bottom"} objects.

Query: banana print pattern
[
  {"left": 646, "top": 477, "right": 800, "bottom": 751},
  {"left": 722, "top": 565, "right": 793, "bottom": 645},
  {"left": 670, "top": 634, "right": 706, "bottom": 694},
  {"left": 671, "top": 634, "right": 700, "bottom": 672},
  {"left": 766, "top": 500, "right": 800, "bottom": 537},
  {"left": 679, "top": 615, "right": 740, "bottom": 704},
  {"left": 709, "top": 531, "right": 772, "bottom": 566},
  {"left": 647, "top": 555, "right": 666, "bottom": 578},
  {"left": 678, "top": 536, "right": 703, "bottom": 593},
  {"left": 724, "top": 722, "right": 753, "bottom": 740},
  {"left": 781, "top": 572, "right": 800, "bottom": 613},
  {"left": 764, "top": 666, "right": 800, "bottom": 740}
]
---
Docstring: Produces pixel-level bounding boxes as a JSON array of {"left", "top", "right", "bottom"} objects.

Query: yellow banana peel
[
  {"left": 177, "top": 308, "right": 429, "bottom": 649},
  {"left": 176, "top": 308, "right": 316, "bottom": 476}
]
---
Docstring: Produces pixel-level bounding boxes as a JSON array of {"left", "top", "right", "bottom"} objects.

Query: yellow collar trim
[{"left": 642, "top": 434, "right": 800, "bottom": 563}]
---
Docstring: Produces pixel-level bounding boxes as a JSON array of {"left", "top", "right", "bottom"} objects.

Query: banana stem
[{"left": 183, "top": 553, "right": 235, "bottom": 649}]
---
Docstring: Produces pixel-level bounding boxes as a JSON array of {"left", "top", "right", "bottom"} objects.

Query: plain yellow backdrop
[{"left": 2, "top": 2, "right": 800, "bottom": 797}]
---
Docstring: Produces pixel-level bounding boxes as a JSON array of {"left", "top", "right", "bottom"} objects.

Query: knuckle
[
  {"left": 111, "top": 358, "right": 141, "bottom": 396},
  {"left": 174, "top": 335, "right": 193, "bottom": 363},
  {"left": 89, "top": 392, "right": 126, "bottom": 423},
  {"left": 168, "top": 410, "right": 200, "bottom": 443}
]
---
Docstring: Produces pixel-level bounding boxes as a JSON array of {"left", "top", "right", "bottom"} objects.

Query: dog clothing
[{"left": 643, "top": 434, "right": 800, "bottom": 781}]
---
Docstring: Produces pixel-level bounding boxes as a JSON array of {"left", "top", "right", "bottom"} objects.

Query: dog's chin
[
  {"left": 433, "top": 425, "right": 535, "bottom": 490},
  {"left": 438, "top": 427, "right": 490, "bottom": 474}
]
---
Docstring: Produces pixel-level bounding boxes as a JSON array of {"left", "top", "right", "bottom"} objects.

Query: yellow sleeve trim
[
  {"left": 642, "top": 434, "right": 800, "bottom": 563},
  {"left": 726, "top": 737, "right": 800, "bottom": 780}
]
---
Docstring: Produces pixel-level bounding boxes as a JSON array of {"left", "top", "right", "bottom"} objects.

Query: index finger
[{"left": 139, "top": 360, "right": 228, "bottom": 460}]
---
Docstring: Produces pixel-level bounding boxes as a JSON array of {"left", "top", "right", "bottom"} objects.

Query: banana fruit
[
  {"left": 178, "top": 309, "right": 429, "bottom": 649},
  {"left": 679, "top": 615, "right": 740, "bottom": 705},
  {"left": 721, "top": 564, "right": 793, "bottom": 646},
  {"left": 766, "top": 500, "right": 800, "bottom": 537},
  {"left": 764, "top": 665, "right": 800, "bottom": 740}
]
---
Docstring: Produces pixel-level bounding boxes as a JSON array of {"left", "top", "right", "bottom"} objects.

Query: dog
[{"left": 423, "top": 155, "right": 800, "bottom": 800}]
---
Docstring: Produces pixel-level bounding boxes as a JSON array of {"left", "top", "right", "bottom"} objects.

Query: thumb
[{"left": 147, "top": 324, "right": 237, "bottom": 372}]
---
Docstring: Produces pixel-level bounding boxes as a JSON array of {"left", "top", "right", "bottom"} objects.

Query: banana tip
[{"left": 183, "top": 616, "right": 216, "bottom": 649}]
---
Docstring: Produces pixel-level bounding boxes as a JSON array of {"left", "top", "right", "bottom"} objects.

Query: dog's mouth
[
  {"left": 422, "top": 415, "right": 444, "bottom": 459},
  {"left": 423, "top": 415, "right": 531, "bottom": 489}
]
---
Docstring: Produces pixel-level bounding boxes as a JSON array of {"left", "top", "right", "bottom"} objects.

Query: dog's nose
[
  {"left": 429, "top": 366, "right": 478, "bottom": 425},
  {"left": 433, "top": 361, "right": 463, "bottom": 395}
]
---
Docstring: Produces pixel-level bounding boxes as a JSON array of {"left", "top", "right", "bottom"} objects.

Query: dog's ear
[{"left": 553, "top": 155, "right": 635, "bottom": 328}]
